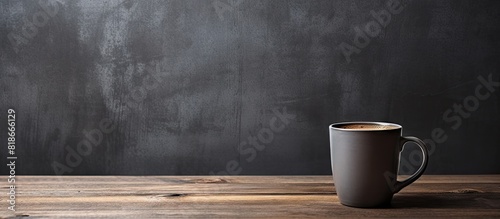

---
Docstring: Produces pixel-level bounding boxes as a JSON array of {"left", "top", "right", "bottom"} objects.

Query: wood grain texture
[{"left": 1, "top": 175, "right": 499, "bottom": 218}]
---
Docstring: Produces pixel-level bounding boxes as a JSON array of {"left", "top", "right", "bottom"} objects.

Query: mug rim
[{"left": 329, "top": 121, "right": 402, "bottom": 132}]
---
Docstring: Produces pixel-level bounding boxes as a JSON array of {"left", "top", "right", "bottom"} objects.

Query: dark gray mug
[{"left": 329, "top": 121, "right": 428, "bottom": 208}]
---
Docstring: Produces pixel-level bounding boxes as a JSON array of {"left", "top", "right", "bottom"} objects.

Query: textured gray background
[{"left": 1, "top": 0, "right": 499, "bottom": 175}]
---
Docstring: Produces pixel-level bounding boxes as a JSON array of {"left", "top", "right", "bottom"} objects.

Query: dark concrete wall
[{"left": 1, "top": 0, "right": 499, "bottom": 175}]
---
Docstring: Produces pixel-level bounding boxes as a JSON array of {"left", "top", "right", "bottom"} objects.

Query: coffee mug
[{"left": 329, "top": 121, "right": 429, "bottom": 208}]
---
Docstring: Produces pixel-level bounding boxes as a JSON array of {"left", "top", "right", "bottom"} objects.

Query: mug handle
[{"left": 393, "top": 136, "right": 429, "bottom": 193}]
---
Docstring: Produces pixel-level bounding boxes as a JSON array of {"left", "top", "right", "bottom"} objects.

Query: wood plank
[
  {"left": 7, "top": 176, "right": 500, "bottom": 194},
  {"left": 6, "top": 194, "right": 500, "bottom": 218},
  {"left": 1, "top": 175, "right": 499, "bottom": 218},
  {"left": 6, "top": 183, "right": 500, "bottom": 196},
  {"left": 7, "top": 175, "right": 500, "bottom": 183}
]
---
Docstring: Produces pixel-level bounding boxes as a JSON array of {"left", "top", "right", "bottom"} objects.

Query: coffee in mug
[{"left": 329, "top": 121, "right": 429, "bottom": 208}]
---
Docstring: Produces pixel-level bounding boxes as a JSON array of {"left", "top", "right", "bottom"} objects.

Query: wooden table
[{"left": 1, "top": 175, "right": 499, "bottom": 218}]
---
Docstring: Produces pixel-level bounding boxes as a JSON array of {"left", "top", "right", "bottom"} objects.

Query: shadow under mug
[{"left": 329, "top": 121, "right": 429, "bottom": 208}]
